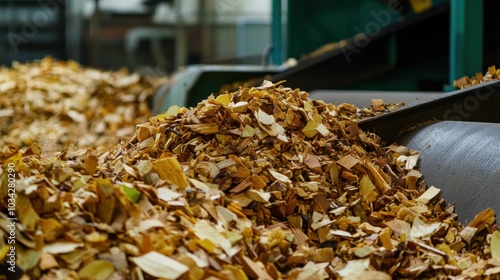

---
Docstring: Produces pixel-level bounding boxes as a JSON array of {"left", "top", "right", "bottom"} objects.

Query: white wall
[
  {"left": 208, "top": 0, "right": 272, "bottom": 61},
  {"left": 82, "top": 0, "right": 271, "bottom": 22},
  {"left": 209, "top": 0, "right": 271, "bottom": 23},
  {"left": 80, "top": 0, "right": 275, "bottom": 62}
]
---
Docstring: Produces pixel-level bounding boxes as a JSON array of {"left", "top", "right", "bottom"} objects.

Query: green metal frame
[
  {"left": 284, "top": 0, "right": 410, "bottom": 60},
  {"left": 447, "top": 0, "right": 483, "bottom": 91},
  {"left": 275, "top": 0, "right": 484, "bottom": 92},
  {"left": 271, "top": 0, "right": 283, "bottom": 65}
]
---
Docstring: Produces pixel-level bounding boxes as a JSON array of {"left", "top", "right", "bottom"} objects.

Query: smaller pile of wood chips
[
  {"left": 1, "top": 81, "right": 499, "bottom": 280},
  {"left": 453, "top": 65, "right": 500, "bottom": 89},
  {"left": 0, "top": 57, "right": 165, "bottom": 152}
]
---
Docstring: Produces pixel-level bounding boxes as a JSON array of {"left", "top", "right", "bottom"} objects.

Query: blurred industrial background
[
  {"left": 1, "top": 0, "right": 499, "bottom": 94},
  {"left": 0, "top": 0, "right": 274, "bottom": 73}
]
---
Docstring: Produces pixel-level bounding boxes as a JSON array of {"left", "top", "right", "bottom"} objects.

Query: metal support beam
[
  {"left": 448, "top": 0, "right": 483, "bottom": 91},
  {"left": 66, "top": 0, "right": 82, "bottom": 62},
  {"left": 271, "top": 0, "right": 283, "bottom": 65},
  {"left": 174, "top": 0, "right": 187, "bottom": 69}
]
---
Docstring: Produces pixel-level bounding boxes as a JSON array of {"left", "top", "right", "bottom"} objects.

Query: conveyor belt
[
  {"left": 359, "top": 80, "right": 500, "bottom": 143},
  {"left": 394, "top": 121, "right": 500, "bottom": 224},
  {"left": 309, "top": 90, "right": 440, "bottom": 107},
  {"left": 358, "top": 81, "right": 500, "bottom": 224}
]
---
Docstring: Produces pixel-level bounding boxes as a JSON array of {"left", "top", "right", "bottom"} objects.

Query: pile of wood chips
[
  {"left": 454, "top": 66, "right": 500, "bottom": 89},
  {"left": 0, "top": 57, "right": 165, "bottom": 152},
  {"left": 1, "top": 81, "right": 500, "bottom": 280}
]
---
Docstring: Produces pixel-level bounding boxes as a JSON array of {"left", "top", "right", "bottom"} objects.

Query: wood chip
[
  {"left": 153, "top": 157, "right": 188, "bottom": 189},
  {"left": 184, "top": 123, "right": 220, "bottom": 134},
  {"left": 303, "top": 155, "right": 322, "bottom": 173},
  {"left": 338, "top": 259, "right": 370, "bottom": 277},
  {"left": 459, "top": 226, "right": 478, "bottom": 244},
  {"left": 365, "top": 161, "right": 391, "bottom": 194},
  {"left": 371, "top": 99, "right": 385, "bottom": 111},
  {"left": 337, "top": 155, "right": 359, "bottom": 170},
  {"left": 256, "top": 109, "right": 275, "bottom": 125},
  {"left": 492, "top": 231, "right": 500, "bottom": 259},
  {"left": 246, "top": 189, "right": 271, "bottom": 203},
  {"left": 468, "top": 208, "right": 496, "bottom": 228},
  {"left": 417, "top": 186, "right": 441, "bottom": 204},
  {"left": 406, "top": 169, "right": 422, "bottom": 189},
  {"left": 131, "top": 251, "right": 189, "bottom": 279},
  {"left": 268, "top": 169, "right": 291, "bottom": 184},
  {"left": 78, "top": 260, "right": 114, "bottom": 280},
  {"left": 302, "top": 120, "right": 319, "bottom": 138},
  {"left": 237, "top": 255, "right": 273, "bottom": 280},
  {"left": 39, "top": 253, "right": 59, "bottom": 270}
]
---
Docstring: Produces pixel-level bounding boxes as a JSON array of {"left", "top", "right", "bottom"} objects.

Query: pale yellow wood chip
[
  {"left": 365, "top": 161, "right": 391, "bottom": 194},
  {"left": 268, "top": 169, "right": 292, "bottom": 184},
  {"left": 131, "top": 251, "right": 189, "bottom": 279},
  {"left": 416, "top": 186, "right": 441, "bottom": 204},
  {"left": 78, "top": 260, "right": 114, "bottom": 280},
  {"left": 153, "top": 157, "right": 188, "bottom": 189},
  {"left": 468, "top": 208, "right": 496, "bottom": 228},
  {"left": 256, "top": 109, "right": 275, "bottom": 125},
  {"left": 302, "top": 120, "right": 319, "bottom": 138},
  {"left": 491, "top": 231, "right": 500, "bottom": 259}
]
